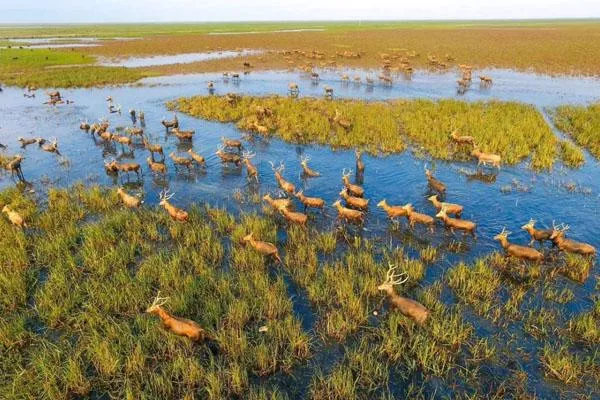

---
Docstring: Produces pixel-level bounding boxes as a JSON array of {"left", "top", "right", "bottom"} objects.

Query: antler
[
  {"left": 277, "top": 161, "right": 285, "bottom": 172},
  {"left": 499, "top": 227, "right": 511, "bottom": 236},
  {"left": 149, "top": 291, "right": 170, "bottom": 308},
  {"left": 384, "top": 264, "right": 409, "bottom": 286},
  {"left": 300, "top": 154, "right": 311, "bottom": 163},
  {"left": 242, "top": 150, "right": 255, "bottom": 159},
  {"left": 342, "top": 168, "right": 352, "bottom": 177}
]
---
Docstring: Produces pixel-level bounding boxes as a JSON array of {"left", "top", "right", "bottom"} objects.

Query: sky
[{"left": 1, "top": 0, "right": 599, "bottom": 24}]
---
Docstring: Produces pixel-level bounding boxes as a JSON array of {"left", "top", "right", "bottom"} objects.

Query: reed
[{"left": 553, "top": 103, "right": 600, "bottom": 159}]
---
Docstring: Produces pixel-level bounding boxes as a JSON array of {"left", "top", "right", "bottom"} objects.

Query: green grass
[
  {"left": 174, "top": 95, "right": 560, "bottom": 170},
  {"left": 552, "top": 103, "right": 600, "bottom": 159}
]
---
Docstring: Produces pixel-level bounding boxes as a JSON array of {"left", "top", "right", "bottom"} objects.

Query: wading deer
[
  {"left": 436, "top": 208, "right": 476, "bottom": 237},
  {"left": 449, "top": 130, "right": 475, "bottom": 146},
  {"left": 126, "top": 127, "right": 144, "bottom": 137},
  {"left": 80, "top": 121, "right": 90, "bottom": 131},
  {"left": 41, "top": 137, "right": 59, "bottom": 154},
  {"left": 402, "top": 204, "right": 435, "bottom": 232},
  {"left": 425, "top": 167, "right": 446, "bottom": 194},
  {"left": 112, "top": 134, "right": 132, "bottom": 146},
  {"left": 18, "top": 137, "right": 37, "bottom": 148},
  {"left": 216, "top": 146, "right": 242, "bottom": 166},
  {"left": 340, "top": 188, "right": 369, "bottom": 210},
  {"left": 550, "top": 224, "right": 596, "bottom": 256},
  {"left": 143, "top": 137, "right": 164, "bottom": 160},
  {"left": 332, "top": 200, "right": 364, "bottom": 224},
  {"left": 288, "top": 82, "right": 299, "bottom": 96},
  {"left": 294, "top": 191, "right": 325, "bottom": 211},
  {"left": 428, "top": 195, "right": 463, "bottom": 218},
  {"left": 378, "top": 265, "right": 429, "bottom": 325},
  {"left": 270, "top": 161, "right": 295, "bottom": 194},
  {"left": 342, "top": 169, "right": 364, "bottom": 197},
  {"left": 263, "top": 194, "right": 292, "bottom": 211},
  {"left": 242, "top": 151, "right": 258, "bottom": 181},
  {"left": 471, "top": 146, "right": 501, "bottom": 169},
  {"left": 494, "top": 228, "right": 543, "bottom": 262},
  {"left": 2, "top": 206, "right": 27, "bottom": 228},
  {"left": 172, "top": 128, "right": 194, "bottom": 141},
  {"left": 221, "top": 137, "right": 243, "bottom": 151},
  {"left": 169, "top": 152, "right": 193, "bottom": 171},
  {"left": 146, "top": 292, "right": 207, "bottom": 341},
  {"left": 521, "top": 219, "right": 554, "bottom": 247},
  {"left": 242, "top": 232, "right": 282, "bottom": 263},
  {"left": 117, "top": 187, "right": 142, "bottom": 208},
  {"left": 479, "top": 76, "right": 493, "bottom": 87},
  {"left": 300, "top": 155, "right": 320, "bottom": 177},
  {"left": 323, "top": 85, "right": 334, "bottom": 99},
  {"left": 355, "top": 150, "right": 365, "bottom": 175},
  {"left": 279, "top": 205, "right": 308, "bottom": 227},
  {"left": 159, "top": 190, "right": 188, "bottom": 222},
  {"left": 147, "top": 157, "right": 167, "bottom": 174},
  {"left": 105, "top": 160, "right": 142, "bottom": 178},
  {"left": 6, "top": 155, "right": 24, "bottom": 180},
  {"left": 161, "top": 115, "right": 179, "bottom": 130},
  {"left": 377, "top": 199, "right": 408, "bottom": 221},
  {"left": 188, "top": 149, "right": 207, "bottom": 167}
]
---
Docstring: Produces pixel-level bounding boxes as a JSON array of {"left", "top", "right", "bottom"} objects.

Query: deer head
[
  {"left": 332, "top": 200, "right": 342, "bottom": 207},
  {"left": 402, "top": 203, "right": 414, "bottom": 213},
  {"left": 341, "top": 168, "right": 353, "bottom": 179},
  {"left": 378, "top": 264, "right": 408, "bottom": 294},
  {"left": 493, "top": 227, "right": 511, "bottom": 241},
  {"left": 376, "top": 199, "right": 387, "bottom": 208},
  {"left": 146, "top": 291, "right": 169, "bottom": 314},
  {"left": 242, "top": 232, "right": 254, "bottom": 243},
  {"left": 521, "top": 219, "right": 536, "bottom": 230},
  {"left": 550, "top": 223, "right": 569, "bottom": 240},
  {"left": 159, "top": 189, "right": 175, "bottom": 206},
  {"left": 300, "top": 155, "right": 311, "bottom": 165}
]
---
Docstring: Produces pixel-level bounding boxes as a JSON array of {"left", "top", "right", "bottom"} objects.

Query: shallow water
[
  {"left": 99, "top": 49, "right": 262, "bottom": 68},
  {"left": 0, "top": 68, "right": 598, "bottom": 397}
]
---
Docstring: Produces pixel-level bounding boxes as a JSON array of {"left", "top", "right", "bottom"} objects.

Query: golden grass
[{"left": 552, "top": 103, "right": 600, "bottom": 159}]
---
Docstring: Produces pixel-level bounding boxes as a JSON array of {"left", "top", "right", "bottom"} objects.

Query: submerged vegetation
[
  {"left": 175, "top": 95, "right": 561, "bottom": 169},
  {"left": 552, "top": 103, "right": 600, "bottom": 160}
]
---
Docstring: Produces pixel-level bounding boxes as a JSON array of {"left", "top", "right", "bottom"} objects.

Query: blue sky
[{"left": 1, "top": 0, "right": 598, "bottom": 23}]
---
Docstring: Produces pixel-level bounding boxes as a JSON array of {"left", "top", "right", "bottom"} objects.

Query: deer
[
  {"left": 378, "top": 265, "right": 429, "bottom": 325},
  {"left": 549, "top": 224, "right": 596, "bottom": 256},
  {"left": 449, "top": 130, "right": 475, "bottom": 146},
  {"left": 479, "top": 76, "right": 493, "bottom": 87},
  {"left": 143, "top": 137, "right": 164, "bottom": 160},
  {"left": 494, "top": 228, "right": 543, "bottom": 262},
  {"left": 112, "top": 134, "right": 132, "bottom": 146},
  {"left": 242, "top": 151, "right": 258, "bottom": 181},
  {"left": 332, "top": 200, "right": 364, "bottom": 224},
  {"left": 80, "top": 121, "right": 90, "bottom": 131},
  {"left": 435, "top": 207, "right": 476, "bottom": 237},
  {"left": 311, "top": 72, "right": 320, "bottom": 81},
  {"left": 172, "top": 128, "right": 194, "bottom": 141},
  {"left": 146, "top": 292, "right": 207, "bottom": 342},
  {"left": 428, "top": 195, "right": 463, "bottom": 218},
  {"left": 402, "top": 204, "right": 435, "bottom": 232},
  {"left": 377, "top": 199, "right": 408, "bottom": 221},
  {"left": 255, "top": 105, "right": 273, "bottom": 119},
  {"left": 147, "top": 157, "right": 167, "bottom": 174},
  {"left": 40, "top": 137, "right": 60, "bottom": 155},
  {"left": 169, "top": 152, "right": 193, "bottom": 171},
  {"left": 278, "top": 205, "right": 308, "bottom": 227},
  {"left": 18, "top": 137, "right": 37, "bottom": 148},
  {"left": 342, "top": 169, "right": 364, "bottom": 197},
  {"left": 355, "top": 150, "right": 365, "bottom": 175},
  {"left": 288, "top": 82, "right": 299, "bottom": 96},
  {"left": 263, "top": 194, "right": 292, "bottom": 211},
  {"left": 340, "top": 188, "right": 369, "bottom": 210},
  {"left": 2, "top": 206, "right": 27, "bottom": 228},
  {"left": 216, "top": 146, "right": 242, "bottom": 166},
  {"left": 365, "top": 77, "right": 375, "bottom": 86},
  {"left": 188, "top": 149, "right": 207, "bottom": 167},
  {"left": 117, "top": 187, "right": 142, "bottom": 208},
  {"left": 323, "top": 85, "right": 334, "bottom": 98},
  {"left": 333, "top": 109, "right": 352, "bottom": 131},
  {"left": 300, "top": 155, "right": 320, "bottom": 177},
  {"left": 294, "top": 190, "right": 324, "bottom": 211},
  {"left": 161, "top": 115, "right": 179, "bottom": 130},
  {"left": 471, "top": 146, "right": 501, "bottom": 169},
  {"left": 99, "top": 130, "right": 113, "bottom": 142},
  {"left": 270, "top": 161, "right": 295, "bottom": 194},
  {"left": 5, "top": 155, "right": 24, "bottom": 180},
  {"left": 425, "top": 167, "right": 446, "bottom": 194},
  {"left": 105, "top": 160, "right": 141, "bottom": 178},
  {"left": 207, "top": 81, "right": 214, "bottom": 90},
  {"left": 221, "top": 137, "right": 243, "bottom": 152},
  {"left": 242, "top": 232, "right": 282, "bottom": 264},
  {"left": 521, "top": 219, "right": 555, "bottom": 247},
  {"left": 159, "top": 190, "right": 188, "bottom": 222}
]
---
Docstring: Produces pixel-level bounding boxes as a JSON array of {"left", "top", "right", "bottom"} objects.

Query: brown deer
[
  {"left": 479, "top": 76, "right": 493, "bottom": 87},
  {"left": 402, "top": 204, "right": 435, "bottom": 232},
  {"left": 494, "top": 228, "right": 543, "bottom": 262},
  {"left": 6, "top": 155, "right": 25, "bottom": 180},
  {"left": 188, "top": 149, "right": 207, "bottom": 167},
  {"left": 323, "top": 85, "right": 334, "bottom": 98},
  {"left": 288, "top": 82, "right": 299, "bottom": 96},
  {"left": 333, "top": 109, "right": 352, "bottom": 131},
  {"left": 300, "top": 155, "right": 320, "bottom": 177},
  {"left": 449, "top": 130, "right": 475, "bottom": 146},
  {"left": 216, "top": 146, "right": 242, "bottom": 166},
  {"left": 2, "top": 206, "right": 27, "bottom": 228},
  {"left": 377, "top": 199, "right": 408, "bottom": 221},
  {"left": 159, "top": 190, "right": 188, "bottom": 222},
  {"left": 521, "top": 219, "right": 554, "bottom": 247},
  {"left": 342, "top": 169, "right": 364, "bottom": 197},
  {"left": 172, "top": 128, "right": 194, "bottom": 141},
  {"left": 241, "top": 151, "right": 258, "bottom": 181},
  {"left": 332, "top": 200, "right": 364, "bottom": 224},
  {"left": 270, "top": 161, "right": 295, "bottom": 194},
  {"left": 355, "top": 150, "right": 365, "bottom": 175},
  {"left": 105, "top": 160, "right": 141, "bottom": 177},
  {"left": 147, "top": 157, "right": 167, "bottom": 174},
  {"left": 471, "top": 146, "right": 501, "bottom": 169},
  {"left": 340, "top": 188, "right": 369, "bottom": 210},
  {"left": 294, "top": 190, "right": 325, "bottom": 211},
  {"left": 161, "top": 115, "right": 179, "bottom": 130},
  {"left": 550, "top": 224, "right": 596, "bottom": 256},
  {"left": 255, "top": 105, "right": 273, "bottom": 119},
  {"left": 279, "top": 205, "right": 308, "bottom": 228},
  {"left": 252, "top": 122, "right": 269, "bottom": 135},
  {"left": 18, "top": 137, "right": 37, "bottom": 148},
  {"left": 169, "top": 152, "right": 193, "bottom": 171},
  {"left": 378, "top": 265, "right": 429, "bottom": 325},
  {"left": 222, "top": 137, "right": 243, "bottom": 151},
  {"left": 99, "top": 130, "right": 113, "bottom": 142},
  {"left": 435, "top": 208, "right": 476, "bottom": 237},
  {"left": 425, "top": 167, "right": 446, "bottom": 194},
  {"left": 263, "top": 194, "right": 292, "bottom": 211},
  {"left": 146, "top": 292, "right": 207, "bottom": 342},
  {"left": 41, "top": 137, "right": 59, "bottom": 154},
  {"left": 117, "top": 187, "right": 142, "bottom": 208},
  {"left": 242, "top": 232, "right": 282, "bottom": 264},
  {"left": 428, "top": 195, "right": 462, "bottom": 218},
  {"left": 143, "top": 137, "right": 164, "bottom": 160},
  {"left": 126, "top": 127, "right": 144, "bottom": 137},
  {"left": 80, "top": 121, "right": 90, "bottom": 130},
  {"left": 112, "top": 135, "right": 132, "bottom": 146}
]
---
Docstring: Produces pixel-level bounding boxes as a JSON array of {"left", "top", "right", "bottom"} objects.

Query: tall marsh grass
[{"left": 552, "top": 103, "right": 600, "bottom": 159}]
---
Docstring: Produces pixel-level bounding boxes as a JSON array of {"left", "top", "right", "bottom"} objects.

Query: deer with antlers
[
  {"left": 216, "top": 146, "right": 242, "bottom": 166},
  {"left": 332, "top": 200, "right": 364, "bottom": 224},
  {"left": 377, "top": 199, "right": 408, "bottom": 221},
  {"left": 117, "top": 187, "right": 142, "bottom": 208},
  {"left": 270, "top": 161, "right": 295, "bottom": 194},
  {"left": 402, "top": 204, "right": 435, "bottom": 232},
  {"left": 494, "top": 228, "right": 543, "bottom": 262},
  {"left": 300, "top": 155, "right": 320, "bottom": 177},
  {"left": 146, "top": 292, "right": 207, "bottom": 341},
  {"left": 169, "top": 152, "right": 193, "bottom": 171},
  {"left": 436, "top": 207, "right": 476, "bottom": 237},
  {"left": 521, "top": 219, "right": 554, "bottom": 247},
  {"left": 161, "top": 115, "right": 179, "bottom": 130},
  {"left": 550, "top": 224, "right": 596, "bottom": 256},
  {"left": 147, "top": 157, "right": 167, "bottom": 174},
  {"left": 294, "top": 190, "right": 325, "bottom": 211},
  {"left": 449, "top": 130, "right": 475, "bottom": 146},
  {"left": 241, "top": 151, "right": 258, "bottom": 181},
  {"left": 425, "top": 166, "right": 446, "bottom": 194},
  {"left": 242, "top": 232, "right": 282, "bottom": 263},
  {"left": 2, "top": 206, "right": 27, "bottom": 228},
  {"left": 340, "top": 188, "right": 369, "bottom": 210},
  {"left": 428, "top": 195, "right": 463, "bottom": 218},
  {"left": 143, "top": 137, "right": 164, "bottom": 160},
  {"left": 262, "top": 194, "right": 292, "bottom": 211},
  {"left": 159, "top": 190, "right": 188, "bottom": 222},
  {"left": 471, "top": 146, "right": 501, "bottom": 169},
  {"left": 341, "top": 169, "right": 364, "bottom": 197},
  {"left": 188, "top": 149, "right": 207, "bottom": 168},
  {"left": 378, "top": 265, "right": 429, "bottom": 325}
]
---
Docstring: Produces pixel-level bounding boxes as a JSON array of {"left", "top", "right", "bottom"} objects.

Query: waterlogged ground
[{"left": 1, "top": 68, "right": 599, "bottom": 398}]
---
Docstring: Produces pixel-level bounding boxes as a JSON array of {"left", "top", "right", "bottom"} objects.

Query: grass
[
  {"left": 552, "top": 103, "right": 600, "bottom": 159},
  {"left": 174, "top": 95, "right": 560, "bottom": 170},
  {"left": 558, "top": 140, "right": 585, "bottom": 168}
]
